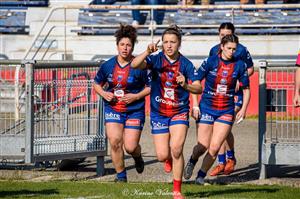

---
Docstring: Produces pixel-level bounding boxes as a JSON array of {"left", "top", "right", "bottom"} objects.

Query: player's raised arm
[{"left": 131, "top": 40, "right": 160, "bottom": 70}]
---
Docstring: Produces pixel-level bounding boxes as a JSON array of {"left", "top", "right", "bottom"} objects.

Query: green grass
[{"left": 0, "top": 181, "right": 300, "bottom": 199}]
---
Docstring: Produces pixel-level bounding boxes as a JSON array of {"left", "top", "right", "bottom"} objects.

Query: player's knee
[
  {"left": 110, "top": 139, "right": 123, "bottom": 152},
  {"left": 156, "top": 152, "right": 169, "bottom": 162},
  {"left": 208, "top": 145, "right": 219, "bottom": 158},
  {"left": 197, "top": 140, "right": 210, "bottom": 149},
  {"left": 171, "top": 145, "right": 183, "bottom": 159},
  {"left": 124, "top": 144, "right": 137, "bottom": 154}
]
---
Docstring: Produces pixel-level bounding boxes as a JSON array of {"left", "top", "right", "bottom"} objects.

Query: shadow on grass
[
  {"left": 184, "top": 163, "right": 300, "bottom": 187},
  {"left": 82, "top": 155, "right": 160, "bottom": 179},
  {"left": 0, "top": 189, "right": 58, "bottom": 197},
  {"left": 211, "top": 163, "right": 260, "bottom": 184},
  {"left": 184, "top": 163, "right": 260, "bottom": 185},
  {"left": 185, "top": 186, "right": 279, "bottom": 198}
]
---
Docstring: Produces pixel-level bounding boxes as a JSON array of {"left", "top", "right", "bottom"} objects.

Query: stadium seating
[
  {"left": 0, "top": 1, "right": 49, "bottom": 34},
  {"left": 0, "top": 0, "right": 49, "bottom": 7},
  {"left": 74, "top": 5, "right": 300, "bottom": 35},
  {"left": 0, "top": 10, "right": 29, "bottom": 34}
]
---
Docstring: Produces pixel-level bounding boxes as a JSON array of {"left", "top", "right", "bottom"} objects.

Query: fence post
[
  {"left": 24, "top": 60, "right": 35, "bottom": 164},
  {"left": 96, "top": 97, "right": 106, "bottom": 176},
  {"left": 150, "top": 8, "right": 154, "bottom": 42},
  {"left": 259, "top": 60, "right": 267, "bottom": 179}
]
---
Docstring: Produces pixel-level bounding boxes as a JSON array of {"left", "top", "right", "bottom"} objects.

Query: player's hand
[
  {"left": 120, "top": 93, "right": 138, "bottom": 104},
  {"left": 147, "top": 39, "right": 160, "bottom": 54},
  {"left": 293, "top": 93, "right": 300, "bottom": 107},
  {"left": 176, "top": 72, "right": 186, "bottom": 88},
  {"left": 235, "top": 109, "right": 246, "bottom": 124},
  {"left": 102, "top": 91, "right": 114, "bottom": 102},
  {"left": 191, "top": 106, "right": 200, "bottom": 120}
]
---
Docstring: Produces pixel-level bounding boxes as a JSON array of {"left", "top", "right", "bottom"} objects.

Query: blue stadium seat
[
  {"left": 0, "top": 0, "right": 49, "bottom": 7},
  {"left": 0, "top": 10, "right": 29, "bottom": 34},
  {"left": 73, "top": 7, "right": 300, "bottom": 35}
]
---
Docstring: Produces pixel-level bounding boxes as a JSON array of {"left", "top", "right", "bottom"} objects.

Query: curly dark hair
[
  {"left": 114, "top": 24, "right": 137, "bottom": 48},
  {"left": 162, "top": 24, "right": 182, "bottom": 46}
]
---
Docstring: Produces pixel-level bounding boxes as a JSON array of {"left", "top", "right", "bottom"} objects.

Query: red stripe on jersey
[
  {"left": 159, "top": 58, "right": 181, "bottom": 117},
  {"left": 111, "top": 62, "right": 130, "bottom": 112},
  {"left": 212, "top": 59, "right": 235, "bottom": 110}
]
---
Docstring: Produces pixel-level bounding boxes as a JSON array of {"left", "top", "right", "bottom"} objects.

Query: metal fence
[
  {"left": 0, "top": 61, "right": 26, "bottom": 163},
  {"left": 258, "top": 60, "right": 300, "bottom": 179},
  {"left": 0, "top": 60, "right": 106, "bottom": 175}
]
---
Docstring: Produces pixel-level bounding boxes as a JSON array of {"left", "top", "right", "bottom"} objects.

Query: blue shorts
[
  {"left": 234, "top": 90, "right": 243, "bottom": 108},
  {"left": 196, "top": 108, "right": 234, "bottom": 126},
  {"left": 150, "top": 112, "right": 189, "bottom": 134},
  {"left": 104, "top": 106, "right": 145, "bottom": 130}
]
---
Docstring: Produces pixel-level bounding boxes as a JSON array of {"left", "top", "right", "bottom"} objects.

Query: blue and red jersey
[
  {"left": 94, "top": 56, "right": 150, "bottom": 113},
  {"left": 146, "top": 51, "right": 199, "bottom": 117},
  {"left": 197, "top": 55, "right": 249, "bottom": 112},
  {"left": 209, "top": 43, "right": 253, "bottom": 69}
]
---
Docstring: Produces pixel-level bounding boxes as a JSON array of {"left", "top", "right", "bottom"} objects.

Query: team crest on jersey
[
  {"left": 117, "top": 75, "right": 123, "bottom": 82},
  {"left": 222, "top": 71, "right": 228, "bottom": 77},
  {"left": 167, "top": 71, "right": 174, "bottom": 79},
  {"left": 220, "top": 78, "right": 227, "bottom": 85},
  {"left": 165, "top": 81, "right": 173, "bottom": 87},
  {"left": 164, "top": 88, "right": 175, "bottom": 100}
]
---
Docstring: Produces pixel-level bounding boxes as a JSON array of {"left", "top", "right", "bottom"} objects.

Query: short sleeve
[
  {"left": 197, "top": 58, "right": 210, "bottom": 81},
  {"left": 185, "top": 62, "right": 199, "bottom": 82},
  {"left": 238, "top": 62, "right": 250, "bottom": 89},
  {"left": 94, "top": 63, "right": 107, "bottom": 85},
  {"left": 140, "top": 69, "right": 151, "bottom": 86},
  {"left": 241, "top": 47, "right": 254, "bottom": 69}
]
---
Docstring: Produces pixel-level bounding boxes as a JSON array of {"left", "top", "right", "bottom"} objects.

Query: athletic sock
[
  {"left": 218, "top": 154, "right": 226, "bottom": 164},
  {"left": 189, "top": 156, "right": 198, "bottom": 165},
  {"left": 173, "top": 179, "right": 182, "bottom": 193},
  {"left": 226, "top": 150, "right": 235, "bottom": 160},
  {"left": 133, "top": 154, "right": 142, "bottom": 161},
  {"left": 117, "top": 169, "right": 127, "bottom": 180},
  {"left": 197, "top": 169, "right": 206, "bottom": 178}
]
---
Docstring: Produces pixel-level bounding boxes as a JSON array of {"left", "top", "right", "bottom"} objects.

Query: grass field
[{"left": 1, "top": 180, "right": 300, "bottom": 199}]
